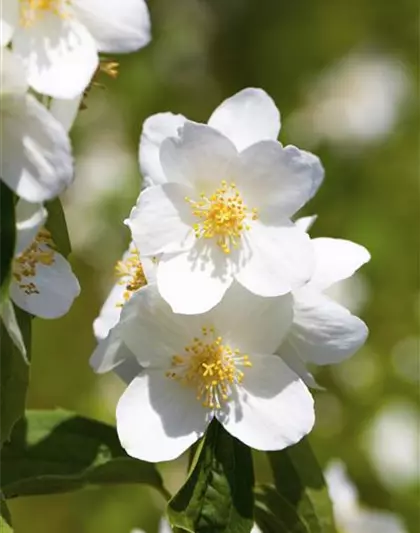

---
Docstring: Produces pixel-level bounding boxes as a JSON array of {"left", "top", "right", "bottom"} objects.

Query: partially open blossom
[
  {"left": 128, "top": 88, "right": 324, "bottom": 314},
  {"left": 9, "top": 199, "right": 80, "bottom": 319},
  {"left": 0, "top": 47, "right": 73, "bottom": 203},
  {"left": 2, "top": 0, "right": 151, "bottom": 98},
  {"left": 90, "top": 243, "right": 156, "bottom": 379},
  {"left": 115, "top": 282, "right": 314, "bottom": 462},
  {"left": 277, "top": 216, "right": 370, "bottom": 386}
]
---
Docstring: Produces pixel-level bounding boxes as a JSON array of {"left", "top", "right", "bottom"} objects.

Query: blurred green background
[{"left": 9, "top": 0, "right": 419, "bottom": 531}]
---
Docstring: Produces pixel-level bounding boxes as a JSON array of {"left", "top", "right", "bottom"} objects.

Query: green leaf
[
  {"left": 1, "top": 492, "right": 13, "bottom": 532},
  {"left": 167, "top": 420, "right": 254, "bottom": 533},
  {"left": 1, "top": 409, "right": 168, "bottom": 499},
  {"left": 0, "top": 182, "right": 16, "bottom": 299},
  {"left": 45, "top": 199, "right": 71, "bottom": 258},
  {"left": 0, "top": 306, "right": 31, "bottom": 447},
  {"left": 267, "top": 439, "right": 336, "bottom": 533},
  {"left": 254, "top": 484, "right": 309, "bottom": 533}
]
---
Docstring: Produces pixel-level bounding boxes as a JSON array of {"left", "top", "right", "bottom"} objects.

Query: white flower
[
  {"left": 90, "top": 243, "right": 156, "bottom": 381},
  {"left": 0, "top": 47, "right": 73, "bottom": 202},
  {"left": 326, "top": 461, "right": 407, "bottom": 533},
  {"left": 115, "top": 281, "right": 314, "bottom": 462},
  {"left": 365, "top": 401, "right": 418, "bottom": 489},
  {"left": 8, "top": 199, "right": 80, "bottom": 318},
  {"left": 128, "top": 88, "right": 324, "bottom": 314},
  {"left": 277, "top": 216, "right": 370, "bottom": 386},
  {"left": 288, "top": 53, "right": 409, "bottom": 148},
  {"left": 2, "top": 0, "right": 151, "bottom": 98}
]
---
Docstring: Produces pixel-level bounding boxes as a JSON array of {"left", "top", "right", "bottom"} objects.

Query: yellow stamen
[
  {"left": 186, "top": 180, "right": 258, "bottom": 254},
  {"left": 99, "top": 59, "right": 120, "bottom": 79},
  {"left": 19, "top": 0, "right": 71, "bottom": 27},
  {"left": 12, "top": 228, "right": 55, "bottom": 295},
  {"left": 114, "top": 246, "right": 147, "bottom": 305},
  {"left": 166, "top": 326, "right": 252, "bottom": 409}
]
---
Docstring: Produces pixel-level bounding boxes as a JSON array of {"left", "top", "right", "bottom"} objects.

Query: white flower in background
[
  {"left": 90, "top": 243, "right": 156, "bottom": 382},
  {"left": 364, "top": 401, "right": 418, "bottom": 490},
  {"left": 128, "top": 88, "right": 324, "bottom": 314},
  {"left": 0, "top": 47, "right": 73, "bottom": 202},
  {"left": 9, "top": 199, "right": 80, "bottom": 318},
  {"left": 326, "top": 461, "right": 407, "bottom": 533},
  {"left": 277, "top": 216, "right": 370, "bottom": 386},
  {"left": 1, "top": 0, "right": 151, "bottom": 98},
  {"left": 115, "top": 282, "right": 314, "bottom": 462},
  {"left": 288, "top": 53, "right": 409, "bottom": 149}
]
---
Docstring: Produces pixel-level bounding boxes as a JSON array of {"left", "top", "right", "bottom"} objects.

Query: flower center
[
  {"left": 19, "top": 0, "right": 71, "bottom": 27},
  {"left": 186, "top": 181, "right": 258, "bottom": 254},
  {"left": 114, "top": 247, "right": 148, "bottom": 305},
  {"left": 12, "top": 228, "right": 55, "bottom": 295},
  {"left": 166, "top": 326, "right": 252, "bottom": 409}
]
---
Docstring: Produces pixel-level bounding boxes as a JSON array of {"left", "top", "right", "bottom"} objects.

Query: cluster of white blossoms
[
  {"left": 0, "top": 0, "right": 151, "bottom": 352},
  {"left": 91, "top": 88, "right": 370, "bottom": 463}
]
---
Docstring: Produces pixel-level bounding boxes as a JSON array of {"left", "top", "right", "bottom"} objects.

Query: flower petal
[
  {"left": 72, "top": 0, "right": 151, "bottom": 53},
  {"left": 239, "top": 142, "right": 324, "bottom": 218},
  {"left": 234, "top": 220, "right": 314, "bottom": 296},
  {"left": 208, "top": 88, "right": 280, "bottom": 151},
  {"left": 127, "top": 183, "right": 196, "bottom": 256},
  {"left": 139, "top": 112, "right": 187, "bottom": 187},
  {"left": 117, "top": 370, "right": 208, "bottom": 462},
  {"left": 282, "top": 289, "right": 369, "bottom": 365},
  {"left": 119, "top": 284, "right": 203, "bottom": 366},
  {"left": 295, "top": 215, "right": 317, "bottom": 233},
  {"left": 10, "top": 251, "right": 80, "bottom": 318},
  {"left": 0, "top": 0, "right": 18, "bottom": 46},
  {"left": 141, "top": 255, "right": 157, "bottom": 284},
  {"left": 160, "top": 122, "right": 238, "bottom": 192},
  {"left": 15, "top": 199, "right": 47, "bottom": 255},
  {"left": 308, "top": 238, "right": 371, "bottom": 291},
  {"left": 157, "top": 243, "right": 233, "bottom": 314},
  {"left": 13, "top": 14, "right": 98, "bottom": 98},
  {"left": 49, "top": 95, "right": 82, "bottom": 132},
  {"left": 1, "top": 94, "right": 73, "bottom": 202},
  {"left": 277, "top": 347, "right": 321, "bottom": 389},
  {"left": 113, "top": 354, "right": 142, "bottom": 384},
  {"left": 207, "top": 281, "right": 293, "bottom": 354},
  {"left": 0, "top": 47, "right": 27, "bottom": 95},
  {"left": 90, "top": 326, "right": 134, "bottom": 373},
  {"left": 93, "top": 281, "right": 125, "bottom": 341},
  {"left": 219, "top": 354, "right": 314, "bottom": 450}
]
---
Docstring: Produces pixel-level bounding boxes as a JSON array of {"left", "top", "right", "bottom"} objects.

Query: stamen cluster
[
  {"left": 19, "top": 0, "right": 71, "bottom": 27},
  {"left": 166, "top": 326, "right": 252, "bottom": 409},
  {"left": 115, "top": 248, "right": 147, "bottom": 304},
  {"left": 186, "top": 181, "right": 258, "bottom": 254},
  {"left": 13, "top": 228, "right": 55, "bottom": 295}
]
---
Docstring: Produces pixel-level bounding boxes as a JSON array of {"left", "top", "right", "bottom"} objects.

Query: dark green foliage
[{"left": 168, "top": 421, "right": 254, "bottom": 533}]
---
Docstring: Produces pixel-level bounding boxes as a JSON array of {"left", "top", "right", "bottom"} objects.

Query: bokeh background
[{"left": 9, "top": 0, "right": 419, "bottom": 531}]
